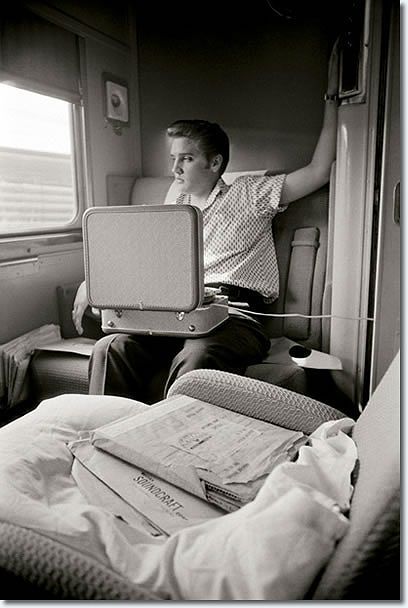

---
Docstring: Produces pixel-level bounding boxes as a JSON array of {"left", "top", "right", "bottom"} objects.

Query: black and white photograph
[{"left": 0, "top": 0, "right": 401, "bottom": 601}]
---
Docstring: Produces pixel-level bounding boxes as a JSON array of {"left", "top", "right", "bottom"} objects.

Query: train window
[{"left": 0, "top": 83, "right": 82, "bottom": 234}]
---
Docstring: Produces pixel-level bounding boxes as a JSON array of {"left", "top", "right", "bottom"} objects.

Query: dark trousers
[{"left": 88, "top": 316, "right": 270, "bottom": 403}]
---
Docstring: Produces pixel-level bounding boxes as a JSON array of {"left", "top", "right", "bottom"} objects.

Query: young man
[{"left": 73, "top": 47, "right": 339, "bottom": 402}]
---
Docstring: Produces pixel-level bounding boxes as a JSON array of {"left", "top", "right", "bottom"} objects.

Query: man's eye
[{"left": 183, "top": 156, "right": 193, "bottom": 162}]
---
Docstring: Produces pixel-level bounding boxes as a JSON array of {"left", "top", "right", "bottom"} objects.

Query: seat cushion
[
  {"left": 246, "top": 337, "right": 356, "bottom": 416},
  {"left": 246, "top": 337, "right": 307, "bottom": 392},
  {"left": 30, "top": 350, "right": 91, "bottom": 402}
]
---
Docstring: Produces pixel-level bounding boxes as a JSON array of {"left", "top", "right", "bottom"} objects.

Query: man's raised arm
[{"left": 280, "top": 40, "right": 340, "bottom": 206}]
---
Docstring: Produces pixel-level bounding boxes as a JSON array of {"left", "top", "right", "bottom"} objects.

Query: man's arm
[{"left": 280, "top": 40, "right": 340, "bottom": 206}]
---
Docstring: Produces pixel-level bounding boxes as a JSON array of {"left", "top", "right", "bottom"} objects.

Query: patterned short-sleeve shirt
[{"left": 175, "top": 173, "right": 287, "bottom": 302}]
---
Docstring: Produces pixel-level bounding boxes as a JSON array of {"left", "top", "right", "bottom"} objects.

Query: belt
[{"left": 205, "top": 283, "right": 265, "bottom": 311}]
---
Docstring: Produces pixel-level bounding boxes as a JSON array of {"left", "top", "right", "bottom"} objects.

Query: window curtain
[{"left": 0, "top": 6, "right": 81, "bottom": 103}]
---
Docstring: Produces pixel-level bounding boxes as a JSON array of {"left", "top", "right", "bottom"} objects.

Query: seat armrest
[
  {"left": 167, "top": 369, "right": 345, "bottom": 434},
  {"left": 0, "top": 521, "right": 164, "bottom": 600},
  {"left": 56, "top": 283, "right": 103, "bottom": 340}
]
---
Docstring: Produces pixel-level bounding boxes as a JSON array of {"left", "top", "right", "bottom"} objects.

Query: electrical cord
[{"left": 213, "top": 303, "right": 375, "bottom": 322}]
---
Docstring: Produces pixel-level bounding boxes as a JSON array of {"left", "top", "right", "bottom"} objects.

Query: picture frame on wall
[{"left": 103, "top": 73, "right": 129, "bottom": 134}]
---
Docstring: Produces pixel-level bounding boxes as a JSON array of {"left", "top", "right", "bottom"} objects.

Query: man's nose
[{"left": 172, "top": 159, "right": 182, "bottom": 174}]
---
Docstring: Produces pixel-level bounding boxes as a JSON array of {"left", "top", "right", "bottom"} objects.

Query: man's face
[{"left": 170, "top": 137, "right": 218, "bottom": 195}]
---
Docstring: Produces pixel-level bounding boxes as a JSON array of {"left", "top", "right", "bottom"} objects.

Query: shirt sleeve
[{"left": 232, "top": 174, "right": 287, "bottom": 218}]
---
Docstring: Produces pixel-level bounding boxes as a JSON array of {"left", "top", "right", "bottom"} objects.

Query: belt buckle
[{"left": 219, "top": 285, "right": 230, "bottom": 296}]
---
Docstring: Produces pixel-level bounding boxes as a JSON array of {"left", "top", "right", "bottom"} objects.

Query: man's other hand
[{"left": 72, "top": 280, "right": 88, "bottom": 335}]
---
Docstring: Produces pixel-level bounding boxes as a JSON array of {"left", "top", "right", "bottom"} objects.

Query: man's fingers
[{"left": 72, "top": 306, "right": 84, "bottom": 335}]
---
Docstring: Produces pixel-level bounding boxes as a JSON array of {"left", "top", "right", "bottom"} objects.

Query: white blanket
[{"left": 0, "top": 394, "right": 356, "bottom": 600}]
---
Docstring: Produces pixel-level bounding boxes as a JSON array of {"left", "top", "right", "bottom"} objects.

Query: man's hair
[{"left": 167, "top": 119, "right": 230, "bottom": 175}]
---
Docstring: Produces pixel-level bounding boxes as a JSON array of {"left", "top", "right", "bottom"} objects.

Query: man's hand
[
  {"left": 327, "top": 37, "right": 340, "bottom": 97},
  {"left": 72, "top": 280, "right": 88, "bottom": 335}
]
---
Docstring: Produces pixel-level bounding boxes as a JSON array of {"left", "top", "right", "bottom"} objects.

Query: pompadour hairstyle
[{"left": 167, "top": 119, "right": 230, "bottom": 175}]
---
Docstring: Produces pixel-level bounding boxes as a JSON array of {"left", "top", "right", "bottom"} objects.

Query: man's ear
[{"left": 210, "top": 154, "right": 223, "bottom": 173}]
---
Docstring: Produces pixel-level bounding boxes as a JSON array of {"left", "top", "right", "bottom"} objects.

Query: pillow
[{"left": 0, "top": 394, "right": 151, "bottom": 567}]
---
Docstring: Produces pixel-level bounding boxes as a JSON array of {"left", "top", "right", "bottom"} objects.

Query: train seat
[{"left": 0, "top": 351, "right": 400, "bottom": 599}]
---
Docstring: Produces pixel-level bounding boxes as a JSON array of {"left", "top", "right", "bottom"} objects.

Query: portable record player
[{"left": 83, "top": 204, "right": 229, "bottom": 337}]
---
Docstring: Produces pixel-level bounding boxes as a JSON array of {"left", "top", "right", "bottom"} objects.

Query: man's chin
[{"left": 175, "top": 181, "right": 190, "bottom": 194}]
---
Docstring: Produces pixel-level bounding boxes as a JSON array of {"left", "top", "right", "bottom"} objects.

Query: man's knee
[
  {"left": 89, "top": 334, "right": 128, "bottom": 381},
  {"left": 90, "top": 333, "right": 124, "bottom": 364},
  {"left": 92, "top": 333, "right": 144, "bottom": 359},
  {"left": 172, "top": 341, "right": 228, "bottom": 373},
  {"left": 92, "top": 333, "right": 119, "bottom": 353},
  {"left": 89, "top": 333, "right": 146, "bottom": 396}
]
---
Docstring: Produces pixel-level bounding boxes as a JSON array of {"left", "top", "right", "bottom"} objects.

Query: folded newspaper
[
  {"left": 89, "top": 395, "right": 308, "bottom": 512},
  {"left": 0, "top": 324, "right": 62, "bottom": 407}
]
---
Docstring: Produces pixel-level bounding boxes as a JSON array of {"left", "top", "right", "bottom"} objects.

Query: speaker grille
[{"left": 83, "top": 205, "right": 203, "bottom": 312}]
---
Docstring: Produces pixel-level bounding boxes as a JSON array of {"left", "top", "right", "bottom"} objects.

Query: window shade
[{"left": 0, "top": 7, "right": 81, "bottom": 103}]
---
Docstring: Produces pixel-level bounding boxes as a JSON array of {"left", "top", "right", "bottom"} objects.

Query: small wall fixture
[{"left": 103, "top": 73, "right": 129, "bottom": 135}]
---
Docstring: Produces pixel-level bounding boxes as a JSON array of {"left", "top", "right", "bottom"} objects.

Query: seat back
[
  {"left": 312, "top": 351, "right": 400, "bottom": 599},
  {"left": 130, "top": 176, "right": 174, "bottom": 206},
  {"left": 263, "top": 184, "right": 329, "bottom": 350}
]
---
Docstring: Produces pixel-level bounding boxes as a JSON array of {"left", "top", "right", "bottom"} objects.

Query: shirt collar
[
  {"left": 204, "top": 178, "right": 228, "bottom": 209},
  {"left": 175, "top": 177, "right": 228, "bottom": 209}
]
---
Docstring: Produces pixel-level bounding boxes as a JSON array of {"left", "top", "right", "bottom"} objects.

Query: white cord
[{"left": 214, "top": 303, "right": 375, "bottom": 322}]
